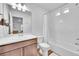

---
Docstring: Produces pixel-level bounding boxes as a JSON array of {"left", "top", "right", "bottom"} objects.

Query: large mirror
[
  {"left": 0, "top": 3, "right": 32, "bottom": 37},
  {"left": 7, "top": 3, "right": 32, "bottom": 34}
]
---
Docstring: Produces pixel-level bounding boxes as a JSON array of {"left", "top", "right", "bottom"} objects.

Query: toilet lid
[{"left": 39, "top": 43, "right": 50, "bottom": 48}]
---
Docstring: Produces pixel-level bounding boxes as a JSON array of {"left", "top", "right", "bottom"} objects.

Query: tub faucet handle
[
  {"left": 76, "top": 38, "right": 79, "bottom": 40},
  {"left": 75, "top": 43, "right": 79, "bottom": 45}
]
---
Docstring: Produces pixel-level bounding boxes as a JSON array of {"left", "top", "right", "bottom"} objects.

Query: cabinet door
[
  {"left": 24, "top": 44, "right": 38, "bottom": 56},
  {"left": 0, "top": 48, "right": 23, "bottom": 56}
]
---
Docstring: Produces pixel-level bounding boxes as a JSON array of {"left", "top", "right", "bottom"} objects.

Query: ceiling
[{"left": 27, "top": 3, "right": 66, "bottom": 11}]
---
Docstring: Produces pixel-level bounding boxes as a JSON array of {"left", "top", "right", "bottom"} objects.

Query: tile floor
[
  {"left": 38, "top": 48, "right": 58, "bottom": 56},
  {"left": 49, "top": 53, "right": 58, "bottom": 56}
]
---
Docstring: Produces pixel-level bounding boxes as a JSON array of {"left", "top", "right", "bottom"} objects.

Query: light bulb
[
  {"left": 11, "top": 3, "right": 17, "bottom": 9},
  {"left": 56, "top": 12, "right": 61, "bottom": 16},
  {"left": 22, "top": 5, "right": 26, "bottom": 12},
  {"left": 63, "top": 8, "right": 69, "bottom": 14},
  {"left": 12, "top": 5, "right": 16, "bottom": 9},
  {"left": 22, "top": 9, "right": 26, "bottom": 12},
  {"left": 17, "top": 3, "right": 22, "bottom": 11},
  {"left": 22, "top": 5, "right": 26, "bottom": 10},
  {"left": 22, "top": 5, "right": 30, "bottom": 12}
]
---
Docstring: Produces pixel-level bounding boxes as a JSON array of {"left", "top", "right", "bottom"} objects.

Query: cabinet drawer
[
  {"left": 0, "top": 48, "right": 23, "bottom": 56},
  {"left": 0, "top": 38, "right": 37, "bottom": 54}
]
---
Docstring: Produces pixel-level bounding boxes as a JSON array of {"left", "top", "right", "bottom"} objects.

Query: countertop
[{"left": 0, "top": 34, "right": 37, "bottom": 46}]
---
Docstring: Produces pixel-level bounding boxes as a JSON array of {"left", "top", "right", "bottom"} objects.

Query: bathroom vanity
[
  {"left": 0, "top": 3, "right": 36, "bottom": 56},
  {"left": 0, "top": 34, "right": 38, "bottom": 56}
]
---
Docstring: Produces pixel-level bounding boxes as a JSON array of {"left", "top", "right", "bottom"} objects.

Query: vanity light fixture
[
  {"left": 63, "top": 8, "right": 69, "bottom": 14},
  {"left": 9, "top": 3, "right": 30, "bottom": 12}
]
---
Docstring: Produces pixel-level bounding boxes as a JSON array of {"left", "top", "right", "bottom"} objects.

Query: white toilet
[
  {"left": 39, "top": 43, "right": 50, "bottom": 56},
  {"left": 37, "top": 36, "right": 50, "bottom": 56}
]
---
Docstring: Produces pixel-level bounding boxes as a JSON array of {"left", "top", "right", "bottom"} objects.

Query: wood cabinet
[
  {"left": 0, "top": 38, "right": 38, "bottom": 56},
  {"left": 0, "top": 48, "right": 23, "bottom": 56},
  {"left": 24, "top": 44, "right": 38, "bottom": 56}
]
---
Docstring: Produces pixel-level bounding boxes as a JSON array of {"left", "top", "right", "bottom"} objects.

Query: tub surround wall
[
  {"left": 47, "top": 3, "right": 79, "bottom": 47},
  {"left": 47, "top": 3, "right": 79, "bottom": 55}
]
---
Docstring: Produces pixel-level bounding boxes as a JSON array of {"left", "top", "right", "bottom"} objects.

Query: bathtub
[{"left": 48, "top": 41, "right": 79, "bottom": 56}]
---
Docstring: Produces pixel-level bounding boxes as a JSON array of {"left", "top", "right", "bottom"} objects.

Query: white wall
[
  {"left": 47, "top": 12, "right": 57, "bottom": 43},
  {"left": 47, "top": 3, "right": 79, "bottom": 48},
  {"left": 4, "top": 4, "right": 9, "bottom": 23},
  {"left": 0, "top": 3, "right": 4, "bottom": 15},
  {"left": 0, "top": 4, "right": 9, "bottom": 37},
  {"left": 28, "top": 5, "right": 47, "bottom": 36},
  {"left": 0, "top": 4, "right": 9, "bottom": 23}
]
